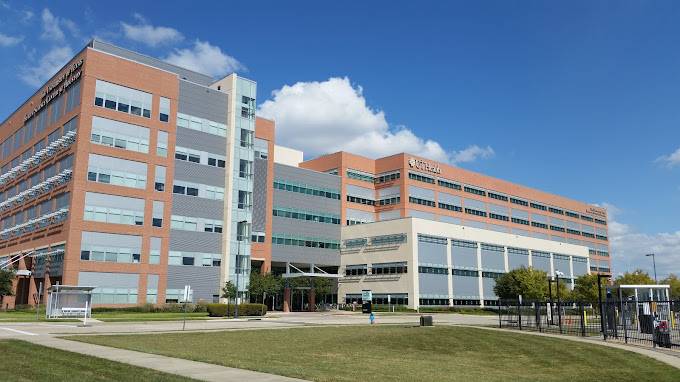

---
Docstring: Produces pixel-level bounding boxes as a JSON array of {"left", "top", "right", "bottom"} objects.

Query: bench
[{"left": 60, "top": 307, "right": 88, "bottom": 317}]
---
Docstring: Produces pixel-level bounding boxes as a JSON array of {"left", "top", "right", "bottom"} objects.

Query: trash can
[
  {"left": 420, "top": 315, "right": 433, "bottom": 326},
  {"left": 362, "top": 302, "right": 372, "bottom": 314}
]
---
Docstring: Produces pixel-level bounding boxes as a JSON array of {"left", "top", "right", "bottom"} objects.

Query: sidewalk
[
  {"left": 24, "top": 336, "right": 307, "bottom": 382},
  {"left": 468, "top": 325, "right": 680, "bottom": 370}
]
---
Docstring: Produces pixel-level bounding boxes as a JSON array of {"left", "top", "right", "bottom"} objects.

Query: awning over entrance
[{"left": 281, "top": 263, "right": 342, "bottom": 279}]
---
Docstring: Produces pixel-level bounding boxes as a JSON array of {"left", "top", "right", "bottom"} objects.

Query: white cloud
[
  {"left": 21, "top": 10, "right": 34, "bottom": 23},
  {"left": 258, "top": 77, "right": 494, "bottom": 164},
  {"left": 657, "top": 147, "right": 680, "bottom": 168},
  {"left": 451, "top": 145, "right": 495, "bottom": 164},
  {"left": 40, "top": 8, "right": 65, "bottom": 42},
  {"left": 20, "top": 46, "right": 74, "bottom": 87},
  {"left": 0, "top": 33, "right": 22, "bottom": 47},
  {"left": 600, "top": 202, "right": 680, "bottom": 279},
  {"left": 164, "top": 40, "right": 244, "bottom": 77},
  {"left": 121, "top": 14, "right": 183, "bottom": 47}
]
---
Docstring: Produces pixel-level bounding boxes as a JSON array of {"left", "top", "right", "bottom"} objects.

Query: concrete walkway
[
  {"left": 469, "top": 325, "right": 680, "bottom": 370},
  {"left": 23, "top": 336, "right": 307, "bottom": 382}
]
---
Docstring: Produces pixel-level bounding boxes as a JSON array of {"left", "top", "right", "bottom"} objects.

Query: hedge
[
  {"left": 91, "top": 303, "right": 208, "bottom": 313},
  {"left": 206, "top": 303, "right": 267, "bottom": 317}
]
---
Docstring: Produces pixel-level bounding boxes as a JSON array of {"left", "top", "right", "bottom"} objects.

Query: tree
[
  {"left": 312, "top": 277, "right": 333, "bottom": 303},
  {"left": 571, "top": 274, "right": 607, "bottom": 302},
  {"left": 614, "top": 269, "right": 655, "bottom": 286},
  {"left": 494, "top": 267, "right": 548, "bottom": 301},
  {"left": 248, "top": 272, "right": 282, "bottom": 304},
  {"left": 0, "top": 269, "right": 14, "bottom": 309},
  {"left": 221, "top": 280, "right": 237, "bottom": 302},
  {"left": 662, "top": 274, "right": 680, "bottom": 299}
]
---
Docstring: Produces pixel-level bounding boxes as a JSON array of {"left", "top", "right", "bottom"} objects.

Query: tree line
[{"left": 493, "top": 266, "right": 680, "bottom": 302}]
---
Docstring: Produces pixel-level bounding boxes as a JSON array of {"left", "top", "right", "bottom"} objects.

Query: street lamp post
[
  {"left": 555, "top": 270, "right": 564, "bottom": 334},
  {"left": 646, "top": 253, "right": 657, "bottom": 284},
  {"left": 234, "top": 220, "right": 249, "bottom": 319}
]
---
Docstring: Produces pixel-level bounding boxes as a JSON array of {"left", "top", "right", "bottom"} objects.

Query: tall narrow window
[
  {"left": 159, "top": 97, "right": 170, "bottom": 122},
  {"left": 154, "top": 166, "right": 166, "bottom": 192},
  {"left": 157, "top": 131, "right": 168, "bottom": 157},
  {"left": 149, "top": 237, "right": 162, "bottom": 264},
  {"left": 152, "top": 201, "right": 164, "bottom": 227}
]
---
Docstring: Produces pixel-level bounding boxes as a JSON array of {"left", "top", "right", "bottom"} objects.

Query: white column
[
  {"left": 528, "top": 250, "right": 533, "bottom": 267},
  {"left": 477, "top": 242, "right": 484, "bottom": 307},
  {"left": 446, "top": 239, "right": 453, "bottom": 307},
  {"left": 569, "top": 256, "right": 575, "bottom": 289},
  {"left": 503, "top": 247, "right": 509, "bottom": 272},
  {"left": 411, "top": 227, "right": 420, "bottom": 310},
  {"left": 549, "top": 253, "right": 555, "bottom": 277}
]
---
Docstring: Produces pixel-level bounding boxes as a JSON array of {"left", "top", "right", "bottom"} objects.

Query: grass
[
  {"left": 0, "top": 339, "right": 195, "bottom": 381},
  {"left": 68, "top": 325, "right": 680, "bottom": 382}
]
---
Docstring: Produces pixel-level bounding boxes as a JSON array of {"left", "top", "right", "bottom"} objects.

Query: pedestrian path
[
  {"left": 23, "top": 336, "right": 307, "bottom": 382},
  {"left": 466, "top": 325, "right": 680, "bottom": 370}
]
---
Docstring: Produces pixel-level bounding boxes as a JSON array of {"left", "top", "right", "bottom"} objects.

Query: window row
[
  {"left": 0, "top": 155, "right": 73, "bottom": 201},
  {"left": 378, "top": 196, "right": 400, "bottom": 206},
  {"left": 83, "top": 206, "right": 143, "bottom": 226},
  {"left": 273, "top": 180, "right": 341, "bottom": 200},
  {"left": 176, "top": 113, "right": 227, "bottom": 137},
  {"left": 1, "top": 81, "right": 80, "bottom": 162},
  {"left": 80, "top": 246, "right": 141, "bottom": 264},
  {"left": 272, "top": 207, "right": 340, "bottom": 224},
  {"left": 408, "top": 172, "right": 435, "bottom": 184},
  {"left": 87, "top": 167, "right": 147, "bottom": 189},
  {"left": 271, "top": 234, "right": 340, "bottom": 249},
  {"left": 172, "top": 181, "right": 224, "bottom": 200},
  {"left": 169, "top": 251, "right": 221, "bottom": 267},
  {"left": 170, "top": 215, "right": 223, "bottom": 233},
  {"left": 94, "top": 80, "right": 151, "bottom": 118},
  {"left": 409, "top": 196, "right": 435, "bottom": 207},
  {"left": 175, "top": 146, "right": 226, "bottom": 168},
  {"left": 347, "top": 195, "right": 375, "bottom": 206},
  {"left": 346, "top": 170, "right": 374, "bottom": 183}
]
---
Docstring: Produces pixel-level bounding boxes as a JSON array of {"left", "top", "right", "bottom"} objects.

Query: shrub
[
  {"left": 206, "top": 303, "right": 267, "bottom": 317},
  {"left": 91, "top": 303, "right": 207, "bottom": 314}
]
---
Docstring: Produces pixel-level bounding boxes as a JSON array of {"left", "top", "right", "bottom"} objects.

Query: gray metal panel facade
[
  {"left": 171, "top": 195, "right": 224, "bottom": 220},
  {"left": 169, "top": 230, "right": 222, "bottom": 253},
  {"left": 480, "top": 249, "right": 505, "bottom": 272},
  {"left": 417, "top": 241, "right": 447, "bottom": 267},
  {"left": 176, "top": 127, "right": 227, "bottom": 156},
  {"left": 418, "top": 273, "right": 448, "bottom": 296},
  {"left": 272, "top": 217, "right": 339, "bottom": 240},
  {"left": 508, "top": 253, "right": 529, "bottom": 269},
  {"left": 178, "top": 81, "right": 228, "bottom": 124},
  {"left": 532, "top": 254, "right": 551, "bottom": 273},
  {"left": 173, "top": 160, "right": 225, "bottom": 187},
  {"left": 482, "top": 278, "right": 498, "bottom": 299},
  {"left": 451, "top": 244, "right": 478, "bottom": 269},
  {"left": 452, "top": 276, "right": 480, "bottom": 298},
  {"left": 273, "top": 190, "right": 340, "bottom": 215},
  {"left": 78, "top": 271, "right": 139, "bottom": 288},
  {"left": 91, "top": 40, "right": 214, "bottom": 86},
  {"left": 252, "top": 158, "right": 268, "bottom": 232},
  {"left": 270, "top": 245, "right": 340, "bottom": 266},
  {"left": 274, "top": 163, "right": 340, "bottom": 190},
  {"left": 166, "top": 265, "right": 220, "bottom": 301}
]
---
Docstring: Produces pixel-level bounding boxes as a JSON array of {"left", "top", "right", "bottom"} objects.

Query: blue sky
[{"left": 1, "top": 1, "right": 679, "bottom": 277}]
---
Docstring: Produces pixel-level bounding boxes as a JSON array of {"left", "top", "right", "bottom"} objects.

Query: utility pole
[{"left": 646, "top": 253, "right": 657, "bottom": 283}]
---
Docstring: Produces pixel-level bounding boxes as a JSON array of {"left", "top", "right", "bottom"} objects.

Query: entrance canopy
[
  {"left": 46, "top": 285, "right": 96, "bottom": 319},
  {"left": 618, "top": 284, "right": 671, "bottom": 301},
  {"left": 281, "top": 263, "right": 342, "bottom": 279}
]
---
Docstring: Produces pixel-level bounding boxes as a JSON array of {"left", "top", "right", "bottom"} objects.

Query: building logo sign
[
  {"left": 24, "top": 58, "right": 84, "bottom": 123},
  {"left": 408, "top": 157, "right": 441, "bottom": 174},
  {"left": 586, "top": 207, "right": 607, "bottom": 218}
]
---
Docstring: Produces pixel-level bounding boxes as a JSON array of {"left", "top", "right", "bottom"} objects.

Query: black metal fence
[{"left": 498, "top": 299, "right": 680, "bottom": 350}]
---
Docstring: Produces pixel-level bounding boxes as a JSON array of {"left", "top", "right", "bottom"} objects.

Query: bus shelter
[{"left": 46, "top": 285, "right": 96, "bottom": 319}]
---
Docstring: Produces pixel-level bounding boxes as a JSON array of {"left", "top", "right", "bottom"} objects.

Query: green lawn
[
  {"left": 68, "top": 325, "right": 680, "bottom": 382},
  {"left": 0, "top": 339, "right": 195, "bottom": 381}
]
